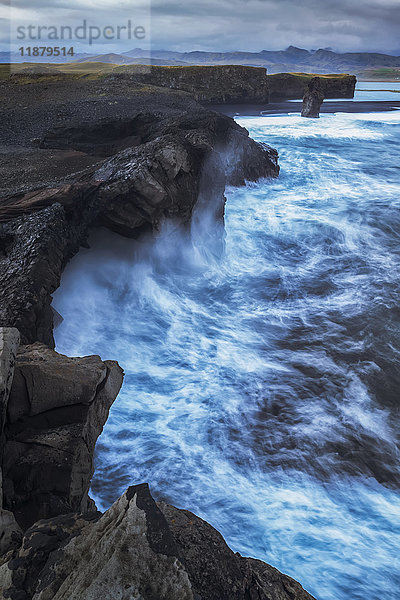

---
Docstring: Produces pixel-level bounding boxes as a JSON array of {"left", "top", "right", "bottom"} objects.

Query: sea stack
[{"left": 301, "top": 77, "right": 325, "bottom": 118}]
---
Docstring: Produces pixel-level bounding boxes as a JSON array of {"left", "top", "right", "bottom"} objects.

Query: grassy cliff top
[
  {"left": 269, "top": 72, "right": 355, "bottom": 79},
  {"left": 1, "top": 62, "right": 354, "bottom": 81}
]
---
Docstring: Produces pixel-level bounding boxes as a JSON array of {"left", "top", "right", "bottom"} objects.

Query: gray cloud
[
  {"left": 4, "top": 0, "right": 400, "bottom": 54},
  {"left": 150, "top": 0, "right": 400, "bottom": 53}
]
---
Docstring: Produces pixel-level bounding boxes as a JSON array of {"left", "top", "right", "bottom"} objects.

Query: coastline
[{"left": 0, "top": 76, "right": 318, "bottom": 599}]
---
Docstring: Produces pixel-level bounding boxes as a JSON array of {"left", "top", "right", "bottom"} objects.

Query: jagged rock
[
  {"left": 301, "top": 77, "right": 325, "bottom": 118},
  {"left": 2, "top": 344, "right": 124, "bottom": 529},
  {"left": 220, "top": 128, "right": 279, "bottom": 186},
  {"left": 0, "top": 196, "right": 100, "bottom": 347},
  {"left": 2, "top": 485, "right": 193, "bottom": 600},
  {"left": 0, "top": 484, "right": 316, "bottom": 600},
  {"left": 96, "top": 134, "right": 204, "bottom": 237},
  {"left": 0, "top": 509, "right": 22, "bottom": 561}
]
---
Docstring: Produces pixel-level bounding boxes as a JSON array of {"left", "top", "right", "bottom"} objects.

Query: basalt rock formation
[
  {"left": 301, "top": 77, "right": 325, "bottom": 118},
  {"left": 0, "top": 77, "right": 315, "bottom": 599}
]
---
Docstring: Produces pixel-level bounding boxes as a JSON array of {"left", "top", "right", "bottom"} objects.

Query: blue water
[
  {"left": 53, "top": 107, "right": 400, "bottom": 600},
  {"left": 354, "top": 81, "right": 400, "bottom": 102}
]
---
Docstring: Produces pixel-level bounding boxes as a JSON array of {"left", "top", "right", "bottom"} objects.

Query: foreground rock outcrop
[
  {"left": 3, "top": 343, "right": 123, "bottom": 530},
  {"left": 0, "top": 484, "right": 316, "bottom": 600}
]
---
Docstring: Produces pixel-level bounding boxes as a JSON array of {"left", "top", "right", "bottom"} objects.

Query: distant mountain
[
  {"left": 115, "top": 46, "right": 400, "bottom": 74},
  {"left": 0, "top": 51, "right": 92, "bottom": 64},
  {"left": 1, "top": 46, "right": 400, "bottom": 74},
  {"left": 75, "top": 53, "right": 187, "bottom": 66}
]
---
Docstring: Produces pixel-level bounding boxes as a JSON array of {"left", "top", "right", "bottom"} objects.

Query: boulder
[
  {"left": 2, "top": 343, "right": 124, "bottom": 529},
  {"left": 301, "top": 77, "right": 325, "bottom": 118}
]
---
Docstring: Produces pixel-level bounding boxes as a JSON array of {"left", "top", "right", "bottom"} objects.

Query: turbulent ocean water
[{"left": 53, "top": 93, "right": 400, "bottom": 600}]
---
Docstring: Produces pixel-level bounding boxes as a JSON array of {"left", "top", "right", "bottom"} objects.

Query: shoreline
[{"left": 215, "top": 99, "right": 400, "bottom": 117}]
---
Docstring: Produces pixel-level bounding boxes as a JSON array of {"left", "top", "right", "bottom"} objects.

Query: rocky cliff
[
  {"left": 269, "top": 73, "right": 356, "bottom": 100},
  {"left": 112, "top": 65, "right": 270, "bottom": 104},
  {"left": 0, "top": 77, "right": 316, "bottom": 599}
]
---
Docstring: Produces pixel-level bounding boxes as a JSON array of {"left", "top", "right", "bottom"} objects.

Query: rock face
[
  {"left": 269, "top": 73, "right": 356, "bottom": 101},
  {"left": 301, "top": 77, "right": 325, "bottom": 118},
  {"left": 0, "top": 484, "right": 316, "bottom": 600},
  {"left": 0, "top": 329, "right": 19, "bottom": 465},
  {"left": 0, "top": 328, "right": 22, "bottom": 559},
  {"left": 2, "top": 343, "right": 124, "bottom": 529},
  {"left": 0, "top": 200, "right": 98, "bottom": 347},
  {"left": 112, "top": 65, "right": 270, "bottom": 104}
]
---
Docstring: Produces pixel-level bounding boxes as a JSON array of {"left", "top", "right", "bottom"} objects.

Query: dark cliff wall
[
  {"left": 269, "top": 72, "right": 356, "bottom": 100},
  {"left": 113, "top": 65, "right": 270, "bottom": 104}
]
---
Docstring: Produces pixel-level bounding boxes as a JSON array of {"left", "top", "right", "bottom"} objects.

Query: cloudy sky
[{"left": 2, "top": 0, "right": 400, "bottom": 54}]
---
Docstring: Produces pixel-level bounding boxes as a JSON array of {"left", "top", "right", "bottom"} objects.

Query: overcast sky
[{"left": 2, "top": 0, "right": 400, "bottom": 54}]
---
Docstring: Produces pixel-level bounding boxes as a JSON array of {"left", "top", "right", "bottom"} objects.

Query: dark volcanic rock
[
  {"left": 301, "top": 77, "right": 325, "bottom": 118},
  {"left": 0, "top": 328, "right": 23, "bottom": 559},
  {"left": 2, "top": 343, "right": 124, "bottom": 530},
  {"left": 0, "top": 484, "right": 316, "bottom": 600},
  {"left": 0, "top": 201, "right": 97, "bottom": 347},
  {"left": 0, "top": 511, "right": 101, "bottom": 597}
]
